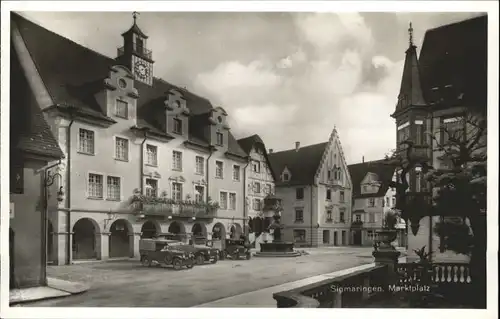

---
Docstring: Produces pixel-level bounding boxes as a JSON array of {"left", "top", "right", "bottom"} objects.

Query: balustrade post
[{"left": 372, "top": 244, "right": 401, "bottom": 294}]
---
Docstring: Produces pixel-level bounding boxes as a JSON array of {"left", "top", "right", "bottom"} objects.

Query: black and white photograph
[{"left": 0, "top": 1, "right": 498, "bottom": 318}]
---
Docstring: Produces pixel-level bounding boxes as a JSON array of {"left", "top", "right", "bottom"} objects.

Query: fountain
[{"left": 254, "top": 195, "right": 301, "bottom": 258}]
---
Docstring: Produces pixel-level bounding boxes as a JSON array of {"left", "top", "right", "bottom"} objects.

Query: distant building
[
  {"left": 391, "top": 16, "right": 487, "bottom": 262},
  {"left": 237, "top": 135, "right": 277, "bottom": 249},
  {"left": 10, "top": 12, "right": 251, "bottom": 264},
  {"left": 348, "top": 159, "right": 406, "bottom": 247},
  {"left": 10, "top": 44, "right": 65, "bottom": 288},
  {"left": 268, "top": 129, "right": 352, "bottom": 247}
]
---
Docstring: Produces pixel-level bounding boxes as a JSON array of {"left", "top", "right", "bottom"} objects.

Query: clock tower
[{"left": 116, "top": 12, "right": 154, "bottom": 85}]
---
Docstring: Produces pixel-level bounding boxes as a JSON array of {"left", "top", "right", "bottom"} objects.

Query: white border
[{"left": 1, "top": 1, "right": 499, "bottom": 319}]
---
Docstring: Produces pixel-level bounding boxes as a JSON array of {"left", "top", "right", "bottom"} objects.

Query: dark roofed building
[
  {"left": 391, "top": 15, "right": 487, "bottom": 262},
  {"left": 9, "top": 41, "right": 64, "bottom": 289},
  {"left": 9, "top": 12, "right": 250, "bottom": 265},
  {"left": 267, "top": 130, "right": 353, "bottom": 247}
]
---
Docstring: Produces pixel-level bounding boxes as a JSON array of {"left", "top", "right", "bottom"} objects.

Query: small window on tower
[
  {"left": 173, "top": 118, "right": 182, "bottom": 134},
  {"left": 216, "top": 132, "right": 224, "bottom": 146}
]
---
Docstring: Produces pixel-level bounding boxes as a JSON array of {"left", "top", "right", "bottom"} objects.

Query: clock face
[{"left": 134, "top": 61, "right": 148, "bottom": 79}]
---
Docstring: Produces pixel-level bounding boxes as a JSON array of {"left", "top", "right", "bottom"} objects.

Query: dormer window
[
  {"left": 216, "top": 132, "right": 224, "bottom": 146},
  {"left": 115, "top": 100, "right": 128, "bottom": 119},
  {"left": 283, "top": 173, "right": 290, "bottom": 182},
  {"left": 173, "top": 118, "right": 182, "bottom": 134},
  {"left": 217, "top": 116, "right": 223, "bottom": 123}
]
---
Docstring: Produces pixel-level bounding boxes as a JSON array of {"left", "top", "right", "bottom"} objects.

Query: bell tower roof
[
  {"left": 393, "top": 22, "right": 427, "bottom": 117},
  {"left": 121, "top": 11, "right": 148, "bottom": 39}
]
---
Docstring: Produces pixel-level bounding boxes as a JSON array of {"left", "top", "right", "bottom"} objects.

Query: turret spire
[
  {"left": 408, "top": 22, "right": 414, "bottom": 46},
  {"left": 132, "top": 11, "right": 139, "bottom": 25}
]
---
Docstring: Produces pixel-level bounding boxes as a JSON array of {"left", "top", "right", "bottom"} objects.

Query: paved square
[{"left": 23, "top": 247, "right": 380, "bottom": 307}]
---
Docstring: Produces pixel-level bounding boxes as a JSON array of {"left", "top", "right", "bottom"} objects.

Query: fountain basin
[{"left": 254, "top": 241, "right": 301, "bottom": 258}]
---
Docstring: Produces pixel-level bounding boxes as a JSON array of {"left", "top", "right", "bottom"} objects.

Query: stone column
[
  {"left": 206, "top": 232, "right": 213, "bottom": 240},
  {"left": 130, "top": 232, "right": 141, "bottom": 258},
  {"left": 54, "top": 231, "right": 73, "bottom": 265},
  {"left": 98, "top": 232, "right": 110, "bottom": 260}
]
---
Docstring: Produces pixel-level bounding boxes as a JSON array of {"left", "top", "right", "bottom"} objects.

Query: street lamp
[{"left": 43, "top": 170, "right": 64, "bottom": 274}]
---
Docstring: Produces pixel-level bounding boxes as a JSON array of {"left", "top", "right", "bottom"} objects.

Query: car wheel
[
  {"left": 140, "top": 255, "right": 151, "bottom": 267},
  {"left": 172, "top": 258, "right": 183, "bottom": 270},
  {"left": 186, "top": 258, "right": 195, "bottom": 269},
  {"left": 196, "top": 254, "right": 205, "bottom": 265},
  {"left": 211, "top": 254, "right": 218, "bottom": 264}
]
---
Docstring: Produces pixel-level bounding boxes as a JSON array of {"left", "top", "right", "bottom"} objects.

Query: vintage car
[
  {"left": 155, "top": 235, "right": 219, "bottom": 265},
  {"left": 222, "top": 238, "right": 252, "bottom": 260},
  {"left": 139, "top": 238, "right": 195, "bottom": 270}
]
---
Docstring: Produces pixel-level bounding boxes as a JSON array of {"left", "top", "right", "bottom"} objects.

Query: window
[
  {"left": 415, "top": 120, "right": 425, "bottom": 145},
  {"left": 233, "top": 165, "right": 240, "bottom": 181},
  {"left": 216, "top": 132, "right": 224, "bottom": 146},
  {"left": 172, "top": 151, "right": 182, "bottom": 171},
  {"left": 363, "top": 185, "right": 368, "bottom": 192},
  {"left": 220, "top": 191, "right": 228, "bottom": 209},
  {"left": 326, "top": 189, "right": 332, "bottom": 200},
  {"left": 215, "top": 161, "right": 224, "bottom": 178},
  {"left": 115, "top": 137, "right": 129, "bottom": 161},
  {"left": 146, "top": 144, "right": 158, "bottom": 166},
  {"left": 107, "top": 176, "right": 121, "bottom": 200},
  {"left": 392, "top": 196, "right": 396, "bottom": 207},
  {"left": 265, "top": 184, "right": 271, "bottom": 194},
  {"left": 369, "top": 212, "right": 375, "bottom": 223},
  {"left": 283, "top": 173, "right": 290, "bottom": 181},
  {"left": 397, "top": 121, "right": 410, "bottom": 145},
  {"left": 339, "top": 209, "right": 345, "bottom": 223},
  {"left": 252, "top": 199, "right": 261, "bottom": 211},
  {"left": 326, "top": 210, "right": 333, "bottom": 221},
  {"left": 340, "top": 191, "right": 345, "bottom": 203},
  {"left": 229, "top": 193, "right": 236, "bottom": 210},
  {"left": 293, "top": 229, "right": 306, "bottom": 242},
  {"left": 254, "top": 182, "right": 261, "bottom": 194},
  {"left": 355, "top": 214, "right": 362, "bottom": 222},
  {"left": 327, "top": 170, "right": 332, "bottom": 180},
  {"left": 88, "top": 173, "right": 103, "bottom": 199},
  {"left": 253, "top": 161, "right": 261, "bottom": 173},
  {"left": 295, "top": 209, "right": 304, "bottom": 222},
  {"left": 172, "top": 182, "right": 183, "bottom": 202},
  {"left": 195, "top": 185, "right": 204, "bottom": 203},
  {"left": 145, "top": 179, "right": 158, "bottom": 197},
  {"left": 296, "top": 188, "right": 304, "bottom": 200},
  {"left": 386, "top": 197, "right": 390, "bottom": 207},
  {"left": 442, "top": 117, "right": 464, "bottom": 144},
  {"left": 115, "top": 100, "right": 128, "bottom": 118},
  {"left": 79, "top": 129, "right": 95, "bottom": 155},
  {"left": 173, "top": 118, "right": 182, "bottom": 134},
  {"left": 368, "top": 198, "right": 375, "bottom": 207},
  {"left": 195, "top": 156, "right": 204, "bottom": 175}
]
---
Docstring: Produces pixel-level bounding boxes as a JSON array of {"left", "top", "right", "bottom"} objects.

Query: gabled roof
[
  {"left": 237, "top": 134, "right": 277, "bottom": 181},
  {"left": 11, "top": 12, "right": 246, "bottom": 158},
  {"left": 394, "top": 15, "right": 487, "bottom": 116},
  {"left": 347, "top": 160, "right": 396, "bottom": 198},
  {"left": 268, "top": 142, "right": 328, "bottom": 187},
  {"left": 10, "top": 46, "right": 64, "bottom": 160}
]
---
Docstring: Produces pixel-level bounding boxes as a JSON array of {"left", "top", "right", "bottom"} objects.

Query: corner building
[{"left": 11, "top": 13, "right": 249, "bottom": 264}]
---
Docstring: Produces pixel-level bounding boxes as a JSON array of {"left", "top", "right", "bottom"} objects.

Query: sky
[{"left": 19, "top": 11, "right": 484, "bottom": 164}]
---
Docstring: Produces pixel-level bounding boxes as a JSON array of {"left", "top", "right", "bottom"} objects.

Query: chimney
[
  {"left": 362, "top": 156, "right": 365, "bottom": 163},
  {"left": 269, "top": 149, "right": 273, "bottom": 154},
  {"left": 295, "top": 141, "right": 300, "bottom": 152}
]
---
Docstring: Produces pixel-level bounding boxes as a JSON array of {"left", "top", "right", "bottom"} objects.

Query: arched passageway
[
  {"left": 168, "top": 221, "right": 186, "bottom": 241},
  {"left": 141, "top": 220, "right": 160, "bottom": 239},
  {"left": 72, "top": 218, "right": 99, "bottom": 260},
  {"left": 229, "top": 223, "right": 243, "bottom": 239},
  {"left": 192, "top": 223, "right": 207, "bottom": 237},
  {"left": 109, "top": 219, "right": 133, "bottom": 258},
  {"left": 212, "top": 222, "right": 226, "bottom": 240}
]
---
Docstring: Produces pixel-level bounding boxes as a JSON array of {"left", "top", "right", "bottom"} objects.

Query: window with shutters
[
  {"left": 295, "top": 209, "right": 304, "bottom": 222},
  {"left": 296, "top": 188, "right": 304, "bottom": 200}
]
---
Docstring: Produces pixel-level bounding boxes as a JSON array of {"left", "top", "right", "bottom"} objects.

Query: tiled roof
[
  {"left": 418, "top": 15, "right": 487, "bottom": 112},
  {"left": 11, "top": 12, "right": 246, "bottom": 158},
  {"left": 10, "top": 46, "right": 64, "bottom": 159},
  {"left": 268, "top": 142, "right": 328, "bottom": 186},
  {"left": 237, "top": 134, "right": 277, "bottom": 181},
  {"left": 395, "top": 15, "right": 487, "bottom": 115},
  {"left": 347, "top": 160, "right": 396, "bottom": 198}
]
